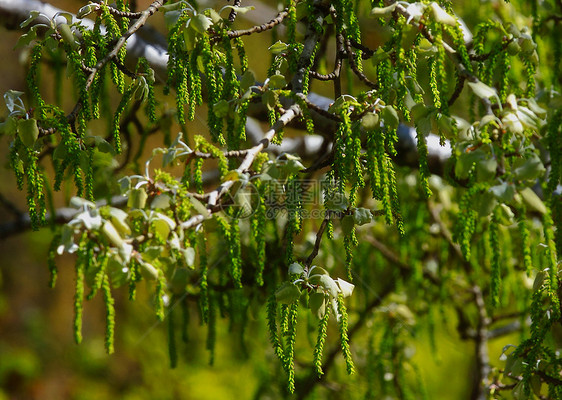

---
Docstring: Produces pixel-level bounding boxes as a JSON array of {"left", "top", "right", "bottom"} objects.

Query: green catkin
[
  {"left": 74, "top": 244, "right": 85, "bottom": 344},
  {"left": 386, "top": 155, "right": 404, "bottom": 235},
  {"left": 385, "top": 126, "right": 398, "bottom": 157},
  {"left": 235, "top": 100, "right": 249, "bottom": 142},
  {"left": 517, "top": 205, "right": 533, "bottom": 275},
  {"left": 285, "top": 0, "right": 298, "bottom": 72},
  {"left": 27, "top": 44, "right": 45, "bottom": 115},
  {"left": 553, "top": 199, "right": 562, "bottom": 259},
  {"left": 102, "top": 274, "right": 115, "bottom": 354},
  {"left": 376, "top": 58, "right": 392, "bottom": 103},
  {"left": 66, "top": 49, "right": 91, "bottom": 120},
  {"left": 266, "top": 295, "right": 286, "bottom": 367},
  {"left": 287, "top": 176, "right": 303, "bottom": 234},
  {"left": 175, "top": 55, "right": 189, "bottom": 125},
  {"left": 280, "top": 304, "right": 290, "bottom": 335},
  {"left": 489, "top": 213, "right": 501, "bottom": 307},
  {"left": 429, "top": 55, "right": 442, "bottom": 111},
  {"left": 366, "top": 132, "right": 382, "bottom": 199},
  {"left": 115, "top": 0, "right": 130, "bottom": 32},
  {"left": 100, "top": 5, "right": 124, "bottom": 92},
  {"left": 454, "top": 187, "right": 478, "bottom": 260},
  {"left": 285, "top": 302, "right": 298, "bottom": 394},
  {"left": 111, "top": 83, "right": 135, "bottom": 154},
  {"left": 155, "top": 274, "right": 166, "bottom": 321},
  {"left": 76, "top": 112, "right": 87, "bottom": 140},
  {"left": 206, "top": 295, "right": 216, "bottom": 365},
  {"left": 35, "top": 165, "right": 46, "bottom": 227},
  {"left": 201, "top": 37, "right": 224, "bottom": 144},
  {"left": 313, "top": 304, "right": 330, "bottom": 377},
  {"left": 251, "top": 194, "right": 266, "bottom": 286},
  {"left": 222, "top": 31, "right": 240, "bottom": 150},
  {"left": 82, "top": 29, "right": 97, "bottom": 71},
  {"left": 25, "top": 148, "right": 46, "bottom": 229},
  {"left": 395, "top": 47, "right": 408, "bottom": 119},
  {"left": 450, "top": 26, "right": 473, "bottom": 73},
  {"left": 334, "top": 0, "right": 361, "bottom": 66},
  {"left": 543, "top": 211, "right": 560, "bottom": 316},
  {"left": 72, "top": 162, "right": 84, "bottom": 198},
  {"left": 128, "top": 260, "right": 140, "bottom": 301},
  {"left": 9, "top": 141, "right": 24, "bottom": 190},
  {"left": 344, "top": 233, "right": 355, "bottom": 280},
  {"left": 87, "top": 252, "right": 107, "bottom": 300},
  {"left": 337, "top": 294, "right": 355, "bottom": 374},
  {"left": 90, "top": 66, "right": 105, "bottom": 120},
  {"left": 198, "top": 232, "right": 209, "bottom": 323},
  {"left": 233, "top": 37, "right": 248, "bottom": 72},
  {"left": 373, "top": 130, "right": 393, "bottom": 225},
  {"left": 218, "top": 217, "right": 242, "bottom": 288},
  {"left": 334, "top": 110, "right": 352, "bottom": 191},
  {"left": 497, "top": 51, "right": 510, "bottom": 103},
  {"left": 193, "top": 158, "right": 204, "bottom": 194},
  {"left": 85, "top": 147, "right": 94, "bottom": 201},
  {"left": 269, "top": 109, "right": 283, "bottom": 145},
  {"left": 190, "top": 46, "right": 203, "bottom": 107},
  {"left": 415, "top": 124, "right": 432, "bottom": 199},
  {"left": 168, "top": 301, "right": 177, "bottom": 368}
]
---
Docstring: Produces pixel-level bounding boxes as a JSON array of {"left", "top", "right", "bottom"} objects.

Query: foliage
[{"left": 0, "top": 0, "right": 561, "bottom": 398}]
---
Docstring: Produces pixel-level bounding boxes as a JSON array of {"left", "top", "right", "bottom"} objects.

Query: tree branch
[{"left": 471, "top": 285, "right": 491, "bottom": 400}]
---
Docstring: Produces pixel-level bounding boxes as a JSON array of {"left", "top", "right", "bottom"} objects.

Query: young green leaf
[
  {"left": 275, "top": 282, "right": 302, "bottom": 304},
  {"left": 18, "top": 118, "right": 39, "bottom": 148}
]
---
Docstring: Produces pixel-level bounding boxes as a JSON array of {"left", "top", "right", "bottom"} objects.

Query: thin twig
[
  {"left": 226, "top": 9, "right": 288, "bottom": 39},
  {"left": 348, "top": 39, "right": 375, "bottom": 58},
  {"left": 309, "top": 58, "right": 342, "bottom": 81},
  {"left": 448, "top": 73, "right": 466, "bottom": 106},
  {"left": 344, "top": 38, "right": 378, "bottom": 89},
  {"left": 92, "top": 1, "right": 144, "bottom": 19},
  {"left": 305, "top": 216, "right": 330, "bottom": 267},
  {"left": 294, "top": 93, "right": 341, "bottom": 122}
]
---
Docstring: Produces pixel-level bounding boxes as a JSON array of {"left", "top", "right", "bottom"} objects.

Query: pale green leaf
[
  {"left": 128, "top": 188, "right": 148, "bottom": 209},
  {"left": 353, "top": 208, "right": 373, "bottom": 226},
  {"left": 268, "top": 41, "right": 288, "bottom": 55},
  {"left": 18, "top": 118, "right": 39, "bottom": 148},
  {"left": 268, "top": 74, "right": 287, "bottom": 90},
  {"left": 336, "top": 278, "right": 355, "bottom": 297},
  {"left": 430, "top": 2, "right": 457, "bottom": 26},
  {"left": 289, "top": 262, "right": 304, "bottom": 275},
  {"left": 189, "top": 14, "right": 213, "bottom": 34},
  {"left": 519, "top": 187, "right": 547, "bottom": 214},
  {"left": 370, "top": 4, "right": 397, "bottom": 16},
  {"left": 275, "top": 282, "right": 301, "bottom": 304}
]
